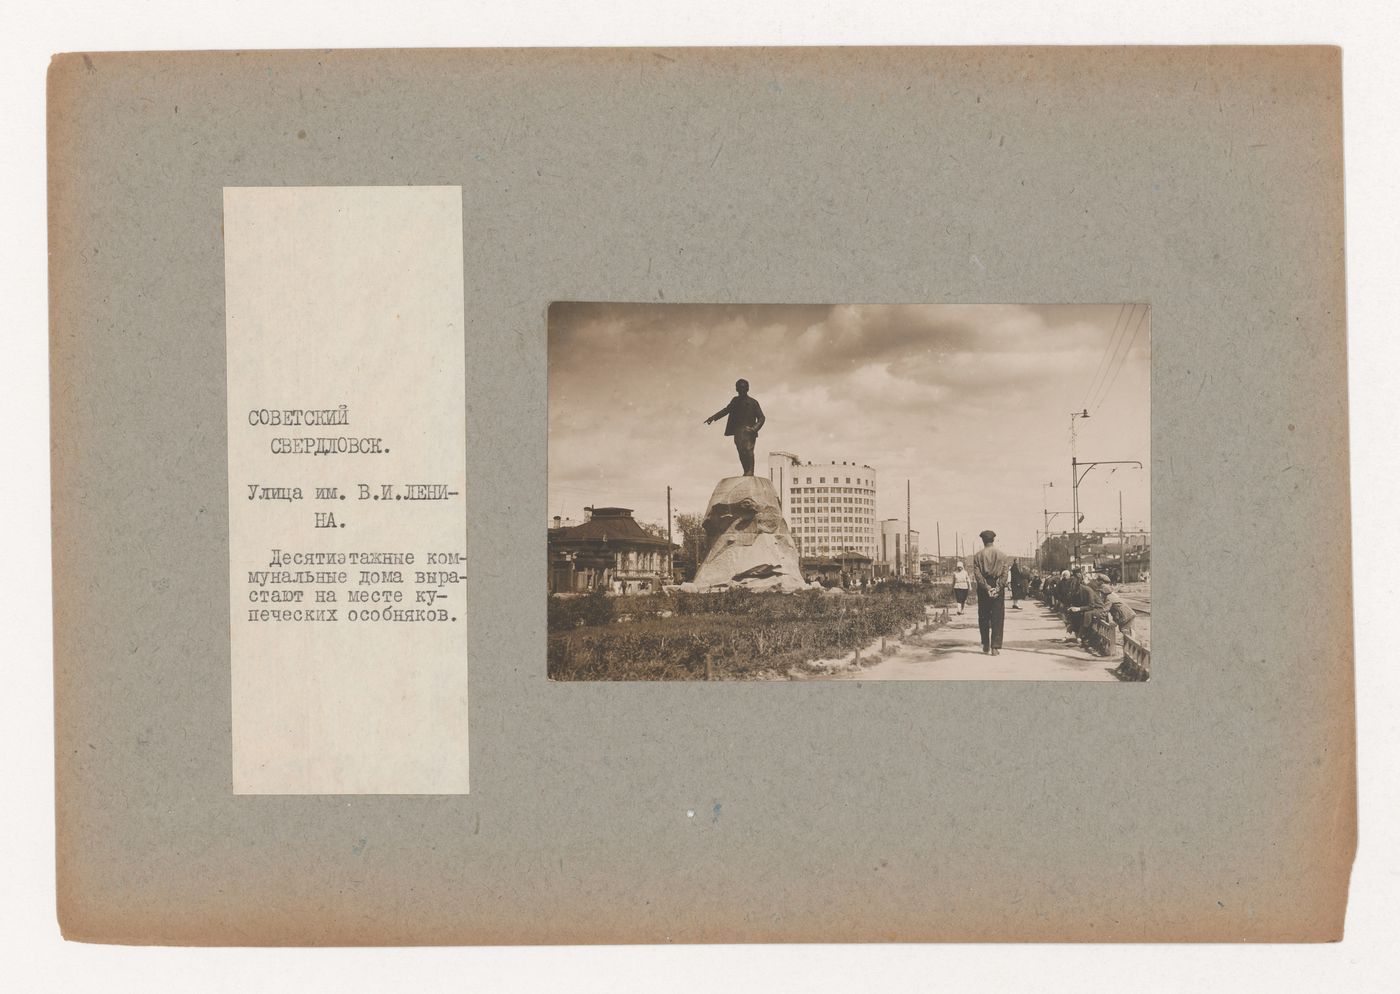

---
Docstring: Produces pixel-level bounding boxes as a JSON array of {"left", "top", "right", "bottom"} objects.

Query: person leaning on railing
[
  {"left": 1101, "top": 583, "right": 1138, "bottom": 641},
  {"left": 1076, "top": 573, "right": 1122, "bottom": 654}
]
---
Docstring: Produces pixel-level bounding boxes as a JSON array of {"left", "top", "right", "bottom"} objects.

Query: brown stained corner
[{"left": 48, "top": 50, "right": 88, "bottom": 945}]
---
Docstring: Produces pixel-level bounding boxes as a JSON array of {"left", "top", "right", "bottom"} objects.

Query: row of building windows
[
  {"left": 795, "top": 542, "right": 876, "bottom": 555},
  {"left": 800, "top": 476, "right": 872, "bottom": 487},
  {"left": 791, "top": 495, "right": 873, "bottom": 506}
]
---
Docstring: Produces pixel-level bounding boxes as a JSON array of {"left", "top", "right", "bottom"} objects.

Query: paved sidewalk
[{"left": 833, "top": 599, "right": 1120, "bottom": 681}]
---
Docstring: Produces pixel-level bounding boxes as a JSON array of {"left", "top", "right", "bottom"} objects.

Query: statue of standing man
[{"left": 704, "top": 379, "right": 766, "bottom": 476}]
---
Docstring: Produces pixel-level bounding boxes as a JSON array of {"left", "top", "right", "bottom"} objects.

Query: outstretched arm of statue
[{"left": 704, "top": 401, "right": 731, "bottom": 425}]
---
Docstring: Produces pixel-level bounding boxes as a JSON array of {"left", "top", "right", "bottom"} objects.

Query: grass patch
[{"left": 548, "top": 586, "right": 948, "bottom": 680}]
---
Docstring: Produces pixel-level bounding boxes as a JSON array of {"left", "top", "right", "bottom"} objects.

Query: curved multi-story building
[{"left": 766, "top": 452, "right": 878, "bottom": 559}]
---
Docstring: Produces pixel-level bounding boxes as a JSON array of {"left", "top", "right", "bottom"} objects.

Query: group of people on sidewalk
[
  {"left": 948, "top": 535, "right": 1137, "bottom": 658},
  {"left": 1039, "top": 565, "right": 1138, "bottom": 654}
]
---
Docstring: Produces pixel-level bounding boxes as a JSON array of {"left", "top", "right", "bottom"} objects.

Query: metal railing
[
  {"left": 1038, "top": 589, "right": 1151, "bottom": 681},
  {"left": 1087, "top": 614, "right": 1119, "bottom": 657},
  {"left": 1115, "top": 633, "right": 1151, "bottom": 682}
]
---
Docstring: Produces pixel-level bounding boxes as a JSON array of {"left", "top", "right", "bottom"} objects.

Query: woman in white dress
[{"left": 952, "top": 561, "right": 971, "bottom": 614}]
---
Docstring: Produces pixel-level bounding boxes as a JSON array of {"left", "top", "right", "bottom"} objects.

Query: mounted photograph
[{"left": 547, "top": 303, "right": 1151, "bottom": 682}]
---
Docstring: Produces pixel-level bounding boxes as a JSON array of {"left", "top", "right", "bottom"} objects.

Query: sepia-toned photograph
[{"left": 548, "top": 303, "right": 1150, "bottom": 681}]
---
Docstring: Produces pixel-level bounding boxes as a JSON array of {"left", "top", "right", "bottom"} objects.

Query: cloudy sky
[{"left": 548, "top": 303, "right": 1150, "bottom": 559}]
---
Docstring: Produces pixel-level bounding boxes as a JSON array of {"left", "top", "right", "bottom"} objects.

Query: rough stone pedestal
[{"left": 691, "top": 476, "right": 806, "bottom": 592}]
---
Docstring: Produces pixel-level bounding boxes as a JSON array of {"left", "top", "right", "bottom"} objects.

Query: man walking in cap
[
  {"left": 972, "top": 529, "right": 1011, "bottom": 655},
  {"left": 704, "top": 378, "right": 766, "bottom": 476}
]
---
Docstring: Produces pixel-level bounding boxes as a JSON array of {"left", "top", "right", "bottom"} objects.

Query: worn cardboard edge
[{"left": 46, "top": 46, "right": 1357, "bottom": 946}]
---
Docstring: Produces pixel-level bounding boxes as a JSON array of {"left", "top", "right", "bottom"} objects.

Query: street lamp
[
  {"left": 1071, "top": 457, "right": 1143, "bottom": 564},
  {"left": 1069, "top": 409, "right": 1091, "bottom": 459},
  {"left": 1068, "top": 410, "right": 1091, "bottom": 566}
]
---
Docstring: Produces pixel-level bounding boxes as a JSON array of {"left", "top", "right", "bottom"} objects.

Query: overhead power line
[
  {"left": 1091, "top": 306, "right": 1149, "bottom": 412},
  {"left": 1088, "top": 303, "right": 1138, "bottom": 410},
  {"left": 1080, "top": 303, "right": 1130, "bottom": 412}
]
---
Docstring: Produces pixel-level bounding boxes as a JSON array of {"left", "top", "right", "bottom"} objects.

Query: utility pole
[
  {"left": 1042, "top": 482, "right": 1055, "bottom": 543},
  {"left": 1069, "top": 409, "right": 1089, "bottom": 565},
  {"left": 1072, "top": 457, "right": 1142, "bottom": 566},
  {"left": 936, "top": 521, "right": 942, "bottom": 578},
  {"left": 1118, "top": 490, "right": 1125, "bottom": 584},
  {"left": 666, "top": 485, "right": 673, "bottom": 583}
]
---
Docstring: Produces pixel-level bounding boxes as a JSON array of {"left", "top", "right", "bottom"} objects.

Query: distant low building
[
  {"left": 800, "top": 551, "right": 874, "bottom": 586},
  {"left": 548, "top": 506, "right": 676, "bottom": 595},
  {"left": 1040, "top": 528, "right": 1151, "bottom": 581}
]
